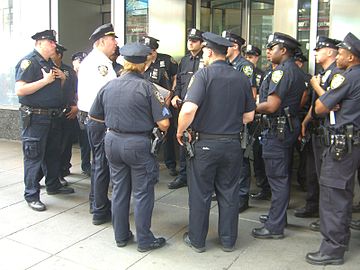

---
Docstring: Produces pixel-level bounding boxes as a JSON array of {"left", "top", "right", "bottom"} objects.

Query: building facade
[{"left": 0, "top": 0, "right": 359, "bottom": 138}]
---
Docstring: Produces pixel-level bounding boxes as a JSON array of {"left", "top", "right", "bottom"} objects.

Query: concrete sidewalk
[{"left": 0, "top": 139, "right": 359, "bottom": 270}]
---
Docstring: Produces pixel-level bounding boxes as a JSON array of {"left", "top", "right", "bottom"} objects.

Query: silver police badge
[
  {"left": 242, "top": 65, "right": 253, "bottom": 78},
  {"left": 20, "top": 59, "right": 31, "bottom": 71},
  {"left": 160, "top": 61, "right": 165, "bottom": 68},
  {"left": 330, "top": 74, "right": 345, "bottom": 90},
  {"left": 98, "top": 65, "right": 108, "bottom": 76},
  {"left": 271, "top": 70, "right": 284, "bottom": 84}
]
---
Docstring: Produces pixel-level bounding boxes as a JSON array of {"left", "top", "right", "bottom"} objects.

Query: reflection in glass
[{"left": 125, "top": 0, "right": 149, "bottom": 43}]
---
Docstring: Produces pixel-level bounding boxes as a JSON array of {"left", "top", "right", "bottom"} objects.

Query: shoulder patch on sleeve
[
  {"left": 271, "top": 70, "right": 284, "bottom": 84},
  {"left": 98, "top": 65, "right": 108, "bottom": 76},
  {"left": 330, "top": 74, "right": 345, "bottom": 90},
  {"left": 242, "top": 65, "right": 253, "bottom": 77},
  {"left": 20, "top": 59, "right": 31, "bottom": 71},
  {"left": 152, "top": 85, "right": 165, "bottom": 105}
]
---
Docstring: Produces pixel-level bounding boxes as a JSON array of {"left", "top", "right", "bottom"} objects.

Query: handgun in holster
[
  {"left": 20, "top": 106, "right": 32, "bottom": 129},
  {"left": 331, "top": 134, "right": 347, "bottom": 161},
  {"left": 183, "top": 130, "right": 194, "bottom": 158},
  {"left": 150, "top": 127, "right": 166, "bottom": 156},
  {"left": 318, "top": 126, "right": 330, "bottom": 146},
  {"left": 262, "top": 115, "right": 271, "bottom": 130},
  {"left": 284, "top": 106, "right": 294, "bottom": 132},
  {"left": 276, "top": 116, "right": 286, "bottom": 140},
  {"left": 299, "top": 131, "right": 311, "bottom": 152},
  {"left": 240, "top": 124, "right": 249, "bottom": 150}
]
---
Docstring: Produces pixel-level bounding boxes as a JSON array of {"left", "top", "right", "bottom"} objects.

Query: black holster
[
  {"left": 276, "top": 116, "right": 286, "bottom": 140},
  {"left": 19, "top": 106, "right": 32, "bottom": 129},
  {"left": 150, "top": 127, "right": 165, "bottom": 156},
  {"left": 330, "top": 134, "right": 347, "bottom": 161}
]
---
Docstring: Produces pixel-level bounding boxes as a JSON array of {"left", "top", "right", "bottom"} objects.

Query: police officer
[
  {"left": 177, "top": 32, "right": 255, "bottom": 252},
  {"left": 89, "top": 42, "right": 171, "bottom": 252},
  {"left": 251, "top": 32, "right": 306, "bottom": 238},
  {"left": 15, "top": 30, "right": 75, "bottom": 211},
  {"left": 222, "top": 31, "right": 256, "bottom": 213},
  {"left": 306, "top": 32, "right": 360, "bottom": 266},
  {"left": 298, "top": 37, "right": 341, "bottom": 229},
  {"left": 52, "top": 44, "right": 78, "bottom": 182},
  {"left": 168, "top": 28, "right": 204, "bottom": 189},
  {"left": 109, "top": 45, "right": 123, "bottom": 76},
  {"left": 140, "top": 35, "right": 178, "bottom": 177},
  {"left": 244, "top": 44, "right": 264, "bottom": 92},
  {"left": 72, "top": 51, "right": 88, "bottom": 74},
  {"left": 77, "top": 23, "right": 118, "bottom": 223}
]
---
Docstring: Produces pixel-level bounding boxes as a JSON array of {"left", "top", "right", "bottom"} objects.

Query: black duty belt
[
  {"left": 197, "top": 133, "right": 240, "bottom": 140},
  {"left": 20, "top": 105, "right": 63, "bottom": 117},
  {"left": 108, "top": 128, "right": 151, "bottom": 136}
]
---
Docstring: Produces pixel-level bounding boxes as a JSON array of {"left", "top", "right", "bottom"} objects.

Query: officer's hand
[
  {"left": 299, "top": 122, "right": 307, "bottom": 140},
  {"left": 53, "top": 67, "right": 66, "bottom": 81},
  {"left": 41, "top": 68, "right": 55, "bottom": 84},
  {"left": 176, "top": 132, "right": 184, "bottom": 146},
  {"left": 66, "top": 106, "right": 79, "bottom": 119},
  {"left": 171, "top": 96, "right": 180, "bottom": 108},
  {"left": 332, "top": 104, "right": 341, "bottom": 112},
  {"left": 310, "top": 75, "right": 320, "bottom": 88}
]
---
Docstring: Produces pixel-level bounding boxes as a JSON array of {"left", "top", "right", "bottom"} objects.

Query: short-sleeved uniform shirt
[
  {"left": 174, "top": 51, "right": 205, "bottom": 99},
  {"left": 229, "top": 54, "right": 256, "bottom": 87},
  {"left": 319, "top": 64, "right": 360, "bottom": 130},
  {"left": 267, "top": 58, "right": 306, "bottom": 116},
  {"left": 89, "top": 72, "right": 171, "bottom": 132},
  {"left": 60, "top": 62, "right": 78, "bottom": 106},
  {"left": 15, "top": 50, "right": 63, "bottom": 108},
  {"left": 259, "top": 66, "right": 273, "bottom": 103},
  {"left": 184, "top": 60, "right": 256, "bottom": 134},
  {"left": 77, "top": 48, "right": 116, "bottom": 112},
  {"left": 144, "top": 53, "right": 178, "bottom": 90}
]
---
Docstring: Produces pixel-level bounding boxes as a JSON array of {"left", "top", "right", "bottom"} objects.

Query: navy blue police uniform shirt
[
  {"left": 60, "top": 63, "right": 78, "bottom": 106},
  {"left": 89, "top": 72, "right": 171, "bottom": 132},
  {"left": 268, "top": 58, "right": 306, "bottom": 116},
  {"left": 229, "top": 54, "right": 256, "bottom": 88},
  {"left": 259, "top": 66, "right": 273, "bottom": 103},
  {"left": 174, "top": 51, "right": 204, "bottom": 99},
  {"left": 319, "top": 64, "right": 360, "bottom": 130},
  {"left": 144, "top": 53, "right": 178, "bottom": 90},
  {"left": 184, "top": 60, "right": 256, "bottom": 134},
  {"left": 15, "top": 50, "right": 63, "bottom": 108}
]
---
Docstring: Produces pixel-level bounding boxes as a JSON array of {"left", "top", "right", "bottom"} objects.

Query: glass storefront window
[
  {"left": 317, "top": 0, "right": 330, "bottom": 37},
  {"left": 297, "top": 0, "right": 311, "bottom": 72},
  {"left": 125, "top": 0, "right": 148, "bottom": 43}
]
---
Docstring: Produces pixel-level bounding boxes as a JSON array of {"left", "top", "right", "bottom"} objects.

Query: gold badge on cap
[
  {"left": 98, "top": 65, "right": 108, "bottom": 76},
  {"left": 153, "top": 87, "right": 165, "bottom": 105},
  {"left": 330, "top": 74, "right": 345, "bottom": 90},
  {"left": 271, "top": 70, "right": 284, "bottom": 84},
  {"left": 20, "top": 59, "right": 31, "bottom": 71},
  {"left": 242, "top": 65, "right": 253, "bottom": 78}
]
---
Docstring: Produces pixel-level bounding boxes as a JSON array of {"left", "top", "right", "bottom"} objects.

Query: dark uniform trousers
[
  {"left": 318, "top": 145, "right": 360, "bottom": 257},
  {"left": 188, "top": 138, "right": 242, "bottom": 248},
  {"left": 87, "top": 119, "right": 110, "bottom": 218},
  {"left": 252, "top": 136, "right": 269, "bottom": 190},
  {"left": 163, "top": 106, "right": 177, "bottom": 170},
  {"left": 262, "top": 121, "right": 300, "bottom": 233},
  {"left": 60, "top": 116, "right": 78, "bottom": 173},
  {"left": 238, "top": 152, "right": 251, "bottom": 205},
  {"left": 22, "top": 114, "right": 63, "bottom": 201},
  {"left": 105, "top": 131, "right": 159, "bottom": 246},
  {"left": 78, "top": 121, "right": 91, "bottom": 173}
]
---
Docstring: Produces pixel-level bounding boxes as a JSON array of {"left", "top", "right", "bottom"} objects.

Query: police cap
[
  {"left": 267, "top": 32, "right": 301, "bottom": 50},
  {"left": 120, "top": 42, "right": 152, "bottom": 64},
  {"left": 243, "top": 44, "right": 261, "bottom": 56},
  {"left": 337, "top": 32, "right": 360, "bottom": 58},
  {"left": 56, "top": 43, "right": 67, "bottom": 55},
  {"left": 139, "top": 36, "right": 159, "bottom": 50},
  {"left": 202, "top": 32, "right": 233, "bottom": 55},
  {"left": 89, "top": 23, "right": 118, "bottom": 43},
  {"left": 31, "top": 30, "right": 57, "bottom": 42},
  {"left": 188, "top": 28, "right": 203, "bottom": 41},
  {"left": 314, "top": 36, "right": 341, "bottom": 50},
  {"left": 71, "top": 52, "right": 88, "bottom": 62},
  {"left": 221, "top": 31, "right": 245, "bottom": 46},
  {"left": 294, "top": 48, "right": 308, "bottom": 63}
]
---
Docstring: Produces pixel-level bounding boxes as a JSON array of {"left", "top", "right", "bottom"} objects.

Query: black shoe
[
  {"left": 259, "top": 214, "right": 269, "bottom": 223},
  {"left": 350, "top": 219, "right": 360, "bottom": 230},
  {"left": 168, "top": 177, "right": 187, "bottom": 189},
  {"left": 183, "top": 232, "right": 205, "bottom": 253},
  {"left": 47, "top": 186, "right": 75, "bottom": 195},
  {"left": 92, "top": 213, "right": 111, "bottom": 225},
  {"left": 239, "top": 201, "right": 249, "bottom": 213},
  {"left": 250, "top": 190, "right": 271, "bottom": 200},
  {"left": 137, "top": 237, "right": 166, "bottom": 252},
  {"left": 27, "top": 200, "right": 46, "bottom": 211},
  {"left": 309, "top": 220, "right": 320, "bottom": 232},
  {"left": 168, "top": 167, "right": 178, "bottom": 176},
  {"left": 59, "top": 177, "right": 68, "bottom": 187},
  {"left": 116, "top": 231, "right": 134, "bottom": 247},
  {"left": 251, "top": 227, "right": 284, "bottom": 239},
  {"left": 221, "top": 245, "right": 235, "bottom": 252},
  {"left": 294, "top": 207, "right": 319, "bottom": 218},
  {"left": 305, "top": 251, "right": 344, "bottom": 265}
]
